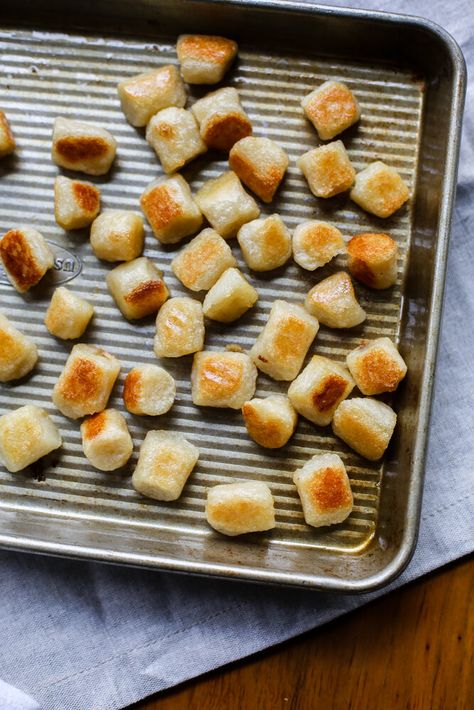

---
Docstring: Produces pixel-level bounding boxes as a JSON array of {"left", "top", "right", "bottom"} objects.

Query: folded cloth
[{"left": 1, "top": 1, "right": 473, "bottom": 709}]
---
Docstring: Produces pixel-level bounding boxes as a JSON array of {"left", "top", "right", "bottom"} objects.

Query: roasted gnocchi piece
[
  {"left": 106, "top": 257, "right": 169, "bottom": 320},
  {"left": 44, "top": 287, "right": 94, "bottom": 341},
  {"left": 242, "top": 394, "right": 297, "bottom": 449},
  {"left": 194, "top": 171, "right": 259, "bottom": 239},
  {"left": 0, "top": 226, "right": 54, "bottom": 293},
  {"left": 0, "top": 405, "right": 62, "bottom": 473},
  {"left": 51, "top": 117, "right": 117, "bottom": 175},
  {"left": 154, "top": 297, "right": 204, "bottom": 358},
  {"left": 81, "top": 409, "right": 133, "bottom": 471},
  {"left": 305, "top": 272, "right": 366, "bottom": 329},
  {"left": 301, "top": 81, "right": 360, "bottom": 141},
  {"left": 250, "top": 300, "right": 319, "bottom": 381},
  {"left": 177, "top": 34, "right": 238, "bottom": 84},
  {"left": 350, "top": 161, "right": 410, "bottom": 218},
  {"left": 0, "top": 312, "right": 38, "bottom": 382},
  {"left": 54, "top": 176, "right": 100, "bottom": 230},
  {"left": 288, "top": 355, "right": 354, "bottom": 426},
  {"left": 292, "top": 220, "right": 346, "bottom": 271},
  {"left": 90, "top": 210, "right": 144, "bottom": 263},
  {"left": 347, "top": 232, "right": 398, "bottom": 289},
  {"left": 123, "top": 364, "right": 176, "bottom": 416},
  {"left": 140, "top": 175, "right": 203, "bottom": 244},
  {"left": 0, "top": 110, "right": 15, "bottom": 157},
  {"left": 191, "top": 87, "right": 252, "bottom": 152},
  {"left": 297, "top": 140, "right": 355, "bottom": 198},
  {"left": 237, "top": 214, "right": 292, "bottom": 272},
  {"left": 332, "top": 397, "right": 397, "bottom": 461},
  {"left": 293, "top": 453, "right": 353, "bottom": 527},
  {"left": 117, "top": 65, "right": 186, "bottom": 127},
  {"left": 206, "top": 481, "right": 275, "bottom": 536},
  {"left": 203, "top": 268, "right": 258, "bottom": 323},
  {"left": 146, "top": 107, "right": 207, "bottom": 174},
  {"left": 191, "top": 350, "right": 257, "bottom": 409},
  {"left": 346, "top": 337, "right": 407, "bottom": 396},
  {"left": 132, "top": 430, "right": 199, "bottom": 501},
  {"left": 229, "top": 136, "right": 289, "bottom": 203},
  {"left": 52, "top": 344, "right": 120, "bottom": 420},
  {"left": 171, "top": 228, "right": 237, "bottom": 292}
]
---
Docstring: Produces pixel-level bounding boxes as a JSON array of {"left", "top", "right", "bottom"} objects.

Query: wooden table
[{"left": 133, "top": 557, "right": 473, "bottom": 709}]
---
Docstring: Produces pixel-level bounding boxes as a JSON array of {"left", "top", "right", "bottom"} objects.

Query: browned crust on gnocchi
[{"left": 0, "top": 230, "right": 42, "bottom": 290}]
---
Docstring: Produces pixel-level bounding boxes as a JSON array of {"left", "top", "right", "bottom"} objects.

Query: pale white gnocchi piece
[
  {"left": 0, "top": 311, "right": 38, "bottom": 382},
  {"left": 177, "top": 34, "right": 238, "bottom": 84},
  {"left": 146, "top": 107, "right": 207, "bottom": 174},
  {"left": 106, "top": 257, "right": 169, "bottom": 321},
  {"left": 346, "top": 337, "right": 407, "bottom": 396},
  {"left": 51, "top": 117, "right": 117, "bottom": 175},
  {"left": 0, "top": 226, "right": 54, "bottom": 293},
  {"left": 52, "top": 344, "right": 120, "bottom": 420},
  {"left": 191, "top": 350, "right": 257, "bottom": 409},
  {"left": 154, "top": 297, "right": 204, "bottom": 358},
  {"left": 206, "top": 481, "right": 275, "bottom": 536},
  {"left": 288, "top": 355, "right": 354, "bottom": 426},
  {"left": 90, "top": 210, "right": 144, "bottom": 263},
  {"left": 292, "top": 220, "right": 346, "bottom": 271},
  {"left": 305, "top": 272, "right": 366, "bottom": 329},
  {"left": 80, "top": 408, "right": 133, "bottom": 471},
  {"left": 140, "top": 174, "right": 203, "bottom": 244},
  {"left": 229, "top": 136, "right": 289, "bottom": 203},
  {"left": 203, "top": 268, "right": 258, "bottom": 323},
  {"left": 44, "top": 287, "right": 94, "bottom": 341},
  {"left": 123, "top": 364, "right": 176, "bottom": 416},
  {"left": 250, "top": 300, "right": 319, "bottom": 381},
  {"left": 242, "top": 394, "right": 297, "bottom": 449},
  {"left": 132, "top": 430, "right": 199, "bottom": 501},
  {"left": 0, "top": 405, "right": 62, "bottom": 473},
  {"left": 54, "top": 176, "right": 100, "bottom": 230},
  {"left": 0, "top": 110, "right": 16, "bottom": 158},
  {"left": 237, "top": 214, "right": 292, "bottom": 272},
  {"left": 171, "top": 228, "right": 237, "bottom": 292},
  {"left": 293, "top": 453, "right": 353, "bottom": 528},
  {"left": 191, "top": 87, "right": 252, "bottom": 152},
  {"left": 297, "top": 140, "right": 355, "bottom": 198},
  {"left": 347, "top": 232, "right": 398, "bottom": 289},
  {"left": 117, "top": 65, "right": 186, "bottom": 127},
  {"left": 301, "top": 81, "right": 360, "bottom": 141},
  {"left": 194, "top": 171, "right": 259, "bottom": 239},
  {"left": 350, "top": 161, "right": 410, "bottom": 218},
  {"left": 332, "top": 397, "right": 397, "bottom": 461}
]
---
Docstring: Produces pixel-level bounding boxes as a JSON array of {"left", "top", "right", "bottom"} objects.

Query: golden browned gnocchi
[
  {"left": 0, "top": 405, "right": 62, "bottom": 473},
  {"left": 194, "top": 171, "right": 259, "bottom": 239},
  {"left": 347, "top": 232, "right": 398, "bottom": 289},
  {"left": 171, "top": 228, "right": 237, "bottom": 292},
  {"left": 350, "top": 161, "right": 410, "bottom": 218},
  {"left": 0, "top": 226, "right": 54, "bottom": 293},
  {"left": 90, "top": 211, "right": 144, "bottom": 263},
  {"left": 44, "top": 287, "right": 94, "bottom": 341},
  {"left": 202, "top": 267, "right": 258, "bottom": 323},
  {"left": 332, "top": 397, "right": 397, "bottom": 461},
  {"left": 80, "top": 409, "right": 133, "bottom": 471},
  {"left": 154, "top": 297, "right": 204, "bottom": 358},
  {"left": 229, "top": 136, "right": 289, "bottom": 203},
  {"left": 305, "top": 272, "right": 366, "bottom": 329},
  {"left": 146, "top": 107, "right": 207, "bottom": 174},
  {"left": 117, "top": 65, "right": 186, "bottom": 127},
  {"left": 206, "top": 481, "right": 275, "bottom": 536},
  {"left": 54, "top": 176, "right": 100, "bottom": 230},
  {"left": 292, "top": 220, "right": 346, "bottom": 271},
  {"left": 191, "top": 87, "right": 252, "bottom": 152},
  {"left": 0, "top": 110, "right": 16, "bottom": 158},
  {"left": 301, "top": 81, "right": 360, "bottom": 141},
  {"left": 191, "top": 350, "right": 257, "bottom": 409},
  {"left": 297, "top": 140, "right": 355, "bottom": 198},
  {"left": 140, "top": 174, "right": 203, "bottom": 244},
  {"left": 293, "top": 453, "right": 353, "bottom": 527},
  {"left": 237, "top": 214, "right": 292, "bottom": 272},
  {"left": 242, "top": 394, "right": 297, "bottom": 449},
  {"left": 51, "top": 117, "right": 117, "bottom": 175},
  {"left": 106, "top": 257, "right": 169, "bottom": 321},
  {"left": 346, "top": 337, "right": 407, "bottom": 395},
  {"left": 0, "top": 312, "right": 38, "bottom": 382},
  {"left": 123, "top": 364, "right": 176, "bottom": 416},
  {"left": 177, "top": 34, "right": 238, "bottom": 84}
]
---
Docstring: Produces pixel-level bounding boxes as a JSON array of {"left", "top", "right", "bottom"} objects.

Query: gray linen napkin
[{"left": 1, "top": 1, "right": 473, "bottom": 708}]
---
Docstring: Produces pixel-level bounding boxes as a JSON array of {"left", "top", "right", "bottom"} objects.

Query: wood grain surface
[{"left": 132, "top": 557, "right": 473, "bottom": 710}]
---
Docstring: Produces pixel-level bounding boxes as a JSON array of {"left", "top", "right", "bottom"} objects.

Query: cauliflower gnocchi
[
  {"left": 117, "top": 65, "right": 186, "bottom": 127},
  {"left": 51, "top": 117, "right": 117, "bottom": 175},
  {"left": 305, "top": 272, "right": 366, "bottom": 329},
  {"left": 44, "top": 287, "right": 94, "bottom": 340},
  {"left": 229, "top": 136, "right": 289, "bottom": 203},
  {"left": 154, "top": 297, "right": 204, "bottom": 358},
  {"left": 0, "top": 110, "right": 15, "bottom": 157},
  {"left": 52, "top": 344, "right": 120, "bottom": 420},
  {"left": 191, "top": 350, "right": 257, "bottom": 409},
  {"left": 237, "top": 214, "right": 292, "bottom": 272},
  {"left": 132, "top": 430, "right": 199, "bottom": 501},
  {"left": 350, "top": 161, "right": 410, "bottom": 218},
  {"left": 140, "top": 175, "right": 203, "bottom": 244},
  {"left": 346, "top": 337, "right": 407, "bottom": 395},
  {"left": 203, "top": 268, "right": 258, "bottom": 323},
  {"left": 242, "top": 394, "right": 297, "bottom": 449},
  {"left": 297, "top": 140, "right": 355, "bottom": 198},
  {"left": 90, "top": 211, "right": 144, "bottom": 263},
  {"left": 0, "top": 405, "right": 62, "bottom": 473},
  {"left": 123, "top": 364, "right": 176, "bottom": 416},
  {"left": 195, "top": 171, "right": 259, "bottom": 239},
  {"left": 347, "top": 232, "right": 398, "bottom": 289},
  {"left": 206, "top": 481, "right": 275, "bottom": 536},
  {"left": 81, "top": 409, "right": 133, "bottom": 471},
  {"left": 293, "top": 453, "right": 353, "bottom": 527},
  {"left": 177, "top": 34, "right": 238, "bottom": 84},
  {"left": 0, "top": 226, "right": 54, "bottom": 293},
  {"left": 146, "top": 107, "right": 207, "bottom": 174},
  {"left": 288, "top": 355, "right": 354, "bottom": 426},
  {"left": 332, "top": 397, "right": 397, "bottom": 461},
  {"left": 191, "top": 87, "right": 252, "bottom": 152},
  {"left": 106, "top": 257, "right": 169, "bottom": 321},
  {"left": 301, "top": 81, "right": 360, "bottom": 140},
  {"left": 0, "top": 312, "right": 38, "bottom": 382},
  {"left": 250, "top": 300, "right": 319, "bottom": 381},
  {"left": 171, "top": 228, "right": 237, "bottom": 292},
  {"left": 54, "top": 176, "right": 100, "bottom": 230},
  {"left": 292, "top": 220, "right": 346, "bottom": 271}
]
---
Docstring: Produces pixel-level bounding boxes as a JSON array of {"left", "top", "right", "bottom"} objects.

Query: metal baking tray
[{"left": 0, "top": 0, "right": 465, "bottom": 591}]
